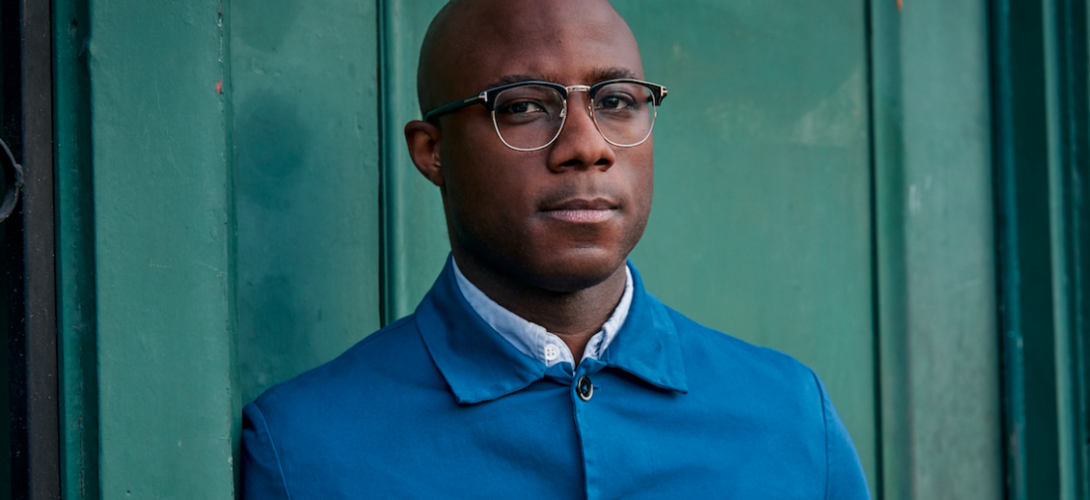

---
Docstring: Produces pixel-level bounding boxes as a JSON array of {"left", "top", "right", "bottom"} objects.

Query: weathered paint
[
  {"left": 53, "top": 0, "right": 98, "bottom": 497},
  {"left": 88, "top": 0, "right": 236, "bottom": 498},
  {"left": 230, "top": 0, "right": 382, "bottom": 405},
  {"left": 874, "top": 1, "right": 1004, "bottom": 499}
]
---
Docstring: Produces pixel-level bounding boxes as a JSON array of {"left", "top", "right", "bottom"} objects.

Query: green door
[{"left": 50, "top": 0, "right": 1010, "bottom": 498}]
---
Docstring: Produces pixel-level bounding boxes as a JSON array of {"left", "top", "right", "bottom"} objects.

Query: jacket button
[{"left": 577, "top": 375, "right": 593, "bottom": 401}]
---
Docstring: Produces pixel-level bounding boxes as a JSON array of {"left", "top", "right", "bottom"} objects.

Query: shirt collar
[
  {"left": 414, "top": 255, "right": 688, "bottom": 404},
  {"left": 451, "top": 258, "right": 633, "bottom": 368}
]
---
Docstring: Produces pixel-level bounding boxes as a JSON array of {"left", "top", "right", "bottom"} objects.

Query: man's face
[{"left": 429, "top": 1, "right": 653, "bottom": 292}]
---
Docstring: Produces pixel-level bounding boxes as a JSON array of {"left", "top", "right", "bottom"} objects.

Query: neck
[{"left": 452, "top": 251, "right": 627, "bottom": 361}]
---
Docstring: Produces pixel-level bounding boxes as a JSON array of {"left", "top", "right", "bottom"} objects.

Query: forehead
[{"left": 434, "top": 0, "right": 644, "bottom": 98}]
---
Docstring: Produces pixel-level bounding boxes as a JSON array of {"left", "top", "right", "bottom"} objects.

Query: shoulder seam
[
  {"left": 252, "top": 402, "right": 293, "bottom": 500},
  {"left": 356, "top": 315, "right": 414, "bottom": 346},
  {"left": 332, "top": 314, "right": 416, "bottom": 357}
]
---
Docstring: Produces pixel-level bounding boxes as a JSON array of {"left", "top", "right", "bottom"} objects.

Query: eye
[
  {"left": 497, "top": 100, "right": 547, "bottom": 115},
  {"left": 595, "top": 93, "right": 637, "bottom": 111},
  {"left": 593, "top": 82, "right": 654, "bottom": 115}
]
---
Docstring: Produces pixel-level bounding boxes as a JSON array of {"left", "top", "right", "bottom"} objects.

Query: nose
[{"left": 545, "top": 93, "right": 616, "bottom": 173}]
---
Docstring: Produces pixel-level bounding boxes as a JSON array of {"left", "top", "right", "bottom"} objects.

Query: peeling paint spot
[
  {"left": 791, "top": 69, "right": 864, "bottom": 147},
  {"left": 200, "top": 262, "right": 224, "bottom": 275},
  {"left": 216, "top": 79, "right": 223, "bottom": 94}
]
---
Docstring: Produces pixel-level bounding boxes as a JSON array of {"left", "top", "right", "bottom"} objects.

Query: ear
[{"left": 404, "top": 120, "right": 445, "bottom": 187}]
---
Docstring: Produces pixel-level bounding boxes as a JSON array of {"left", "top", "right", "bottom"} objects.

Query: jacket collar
[{"left": 414, "top": 256, "right": 688, "bottom": 404}]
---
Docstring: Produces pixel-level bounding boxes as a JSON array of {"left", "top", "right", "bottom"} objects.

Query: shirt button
[
  {"left": 577, "top": 375, "right": 593, "bottom": 401},
  {"left": 544, "top": 344, "right": 560, "bottom": 361}
]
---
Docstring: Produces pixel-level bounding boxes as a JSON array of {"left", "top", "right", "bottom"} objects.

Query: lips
[{"left": 540, "top": 197, "right": 619, "bottom": 223}]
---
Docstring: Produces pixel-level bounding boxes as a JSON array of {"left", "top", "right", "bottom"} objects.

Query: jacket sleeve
[
  {"left": 241, "top": 402, "right": 292, "bottom": 500},
  {"left": 814, "top": 373, "right": 871, "bottom": 500}
]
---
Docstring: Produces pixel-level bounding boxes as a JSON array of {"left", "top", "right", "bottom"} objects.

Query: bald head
[{"left": 416, "top": 0, "right": 642, "bottom": 116}]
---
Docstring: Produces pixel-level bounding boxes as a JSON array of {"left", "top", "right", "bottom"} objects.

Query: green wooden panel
[
  {"left": 994, "top": 0, "right": 1090, "bottom": 497},
  {"left": 380, "top": 0, "right": 449, "bottom": 324},
  {"left": 231, "top": 0, "right": 382, "bottom": 404},
  {"left": 617, "top": 1, "right": 877, "bottom": 493},
  {"left": 89, "top": 0, "right": 236, "bottom": 498},
  {"left": 1054, "top": 2, "right": 1090, "bottom": 496},
  {"left": 993, "top": 0, "right": 1061, "bottom": 496},
  {"left": 873, "top": 1, "right": 1003, "bottom": 499},
  {"left": 53, "top": 0, "right": 98, "bottom": 497},
  {"left": 870, "top": 4, "right": 909, "bottom": 499}
]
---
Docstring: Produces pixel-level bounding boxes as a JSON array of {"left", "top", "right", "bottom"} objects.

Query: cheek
[
  {"left": 622, "top": 149, "right": 655, "bottom": 214},
  {"left": 441, "top": 135, "right": 537, "bottom": 233},
  {"left": 442, "top": 127, "right": 498, "bottom": 198}
]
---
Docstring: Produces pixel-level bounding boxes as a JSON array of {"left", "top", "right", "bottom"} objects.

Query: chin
[
  {"left": 523, "top": 247, "right": 626, "bottom": 293},
  {"left": 453, "top": 215, "right": 643, "bottom": 294}
]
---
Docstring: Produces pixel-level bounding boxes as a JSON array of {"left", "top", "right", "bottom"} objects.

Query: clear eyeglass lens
[
  {"left": 492, "top": 85, "right": 566, "bottom": 150},
  {"left": 592, "top": 82, "right": 656, "bottom": 147},
  {"left": 491, "top": 82, "right": 657, "bottom": 150}
]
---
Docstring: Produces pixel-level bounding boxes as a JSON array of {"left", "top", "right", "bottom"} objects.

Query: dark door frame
[{"left": 2, "top": 0, "right": 60, "bottom": 498}]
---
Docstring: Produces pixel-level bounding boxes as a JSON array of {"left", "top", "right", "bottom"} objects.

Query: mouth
[{"left": 540, "top": 198, "right": 619, "bottom": 224}]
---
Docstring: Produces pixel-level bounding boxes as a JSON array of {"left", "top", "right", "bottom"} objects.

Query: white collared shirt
[{"left": 452, "top": 260, "right": 633, "bottom": 368}]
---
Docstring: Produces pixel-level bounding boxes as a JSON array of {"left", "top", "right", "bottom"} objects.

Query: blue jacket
[{"left": 242, "top": 259, "right": 870, "bottom": 499}]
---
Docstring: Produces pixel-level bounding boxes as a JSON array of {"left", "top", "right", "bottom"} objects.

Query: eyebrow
[
  {"left": 590, "top": 67, "right": 640, "bottom": 82},
  {"left": 482, "top": 74, "right": 547, "bottom": 89},
  {"left": 481, "top": 67, "right": 641, "bottom": 91}
]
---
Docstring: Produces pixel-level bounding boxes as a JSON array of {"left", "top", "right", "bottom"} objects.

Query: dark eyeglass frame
[{"left": 423, "top": 78, "right": 668, "bottom": 151}]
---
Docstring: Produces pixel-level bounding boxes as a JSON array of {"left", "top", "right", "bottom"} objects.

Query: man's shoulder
[
  {"left": 249, "top": 313, "right": 437, "bottom": 418},
  {"left": 661, "top": 303, "right": 822, "bottom": 403}
]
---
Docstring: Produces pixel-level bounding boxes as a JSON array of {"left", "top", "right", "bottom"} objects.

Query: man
[{"left": 242, "top": 0, "right": 870, "bottom": 498}]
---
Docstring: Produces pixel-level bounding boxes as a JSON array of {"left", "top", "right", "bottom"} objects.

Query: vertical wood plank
[
  {"left": 53, "top": 0, "right": 98, "bottom": 496},
  {"left": 230, "top": 0, "right": 382, "bottom": 405},
  {"left": 1055, "top": 2, "right": 1090, "bottom": 496},
  {"left": 89, "top": 0, "right": 236, "bottom": 497},
  {"left": 993, "top": 0, "right": 1062, "bottom": 497},
  {"left": 874, "top": 0, "right": 1004, "bottom": 498}
]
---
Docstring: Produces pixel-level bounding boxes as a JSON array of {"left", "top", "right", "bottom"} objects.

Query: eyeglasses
[{"left": 424, "top": 79, "right": 668, "bottom": 151}]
